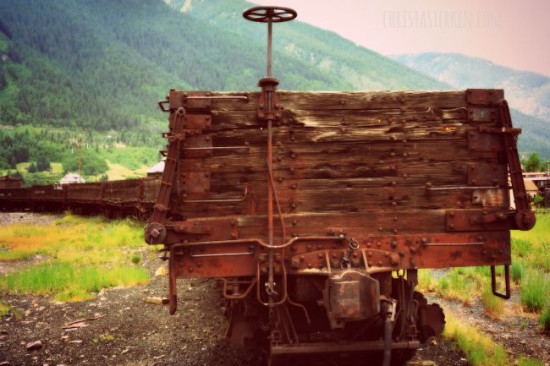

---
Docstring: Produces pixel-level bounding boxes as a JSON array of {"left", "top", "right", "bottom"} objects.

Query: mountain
[
  {"left": 0, "top": 0, "right": 442, "bottom": 134},
  {"left": 0, "top": 0, "right": 548, "bottom": 176},
  {"left": 393, "top": 52, "right": 550, "bottom": 124}
]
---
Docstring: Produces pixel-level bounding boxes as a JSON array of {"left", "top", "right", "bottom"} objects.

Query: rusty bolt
[
  {"left": 410, "top": 247, "right": 416, "bottom": 254},
  {"left": 385, "top": 252, "right": 390, "bottom": 257},
  {"left": 291, "top": 202, "right": 297, "bottom": 209},
  {"left": 291, "top": 153, "right": 297, "bottom": 159},
  {"left": 277, "top": 177, "right": 284, "bottom": 183},
  {"left": 377, "top": 241, "right": 382, "bottom": 247},
  {"left": 292, "top": 220, "right": 298, "bottom": 226},
  {"left": 231, "top": 233, "right": 237, "bottom": 239},
  {"left": 367, "top": 251, "right": 372, "bottom": 256},
  {"left": 307, "top": 263, "right": 313, "bottom": 268},
  {"left": 366, "top": 242, "right": 371, "bottom": 247},
  {"left": 449, "top": 224, "right": 455, "bottom": 230},
  {"left": 390, "top": 152, "right": 396, "bottom": 157},
  {"left": 393, "top": 229, "right": 399, "bottom": 234},
  {"left": 318, "top": 253, "right": 323, "bottom": 259},
  {"left": 150, "top": 228, "right": 160, "bottom": 239},
  {"left": 391, "top": 240, "right": 398, "bottom": 248},
  {"left": 230, "top": 220, "right": 236, "bottom": 226},
  {"left": 291, "top": 183, "right": 297, "bottom": 189},
  {"left": 353, "top": 252, "right": 358, "bottom": 258},
  {"left": 188, "top": 267, "right": 194, "bottom": 273},
  {"left": 197, "top": 262, "right": 202, "bottom": 267},
  {"left": 300, "top": 255, "right": 304, "bottom": 261}
]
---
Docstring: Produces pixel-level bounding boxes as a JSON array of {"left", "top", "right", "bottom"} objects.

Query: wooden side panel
[{"left": 162, "top": 89, "right": 514, "bottom": 273}]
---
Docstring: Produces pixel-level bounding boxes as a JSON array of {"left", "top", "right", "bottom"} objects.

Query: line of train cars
[{"left": 0, "top": 175, "right": 160, "bottom": 219}]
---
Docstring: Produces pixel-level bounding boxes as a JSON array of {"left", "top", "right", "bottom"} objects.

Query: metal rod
[
  {"left": 185, "top": 95, "right": 249, "bottom": 100},
  {"left": 267, "top": 118, "right": 274, "bottom": 304},
  {"left": 267, "top": 20, "right": 272, "bottom": 77}
]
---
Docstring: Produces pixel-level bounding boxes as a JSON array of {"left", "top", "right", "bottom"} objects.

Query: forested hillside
[{"left": 0, "top": 0, "right": 547, "bottom": 183}]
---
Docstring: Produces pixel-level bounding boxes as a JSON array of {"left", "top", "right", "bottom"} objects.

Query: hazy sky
[{"left": 254, "top": 0, "right": 550, "bottom": 77}]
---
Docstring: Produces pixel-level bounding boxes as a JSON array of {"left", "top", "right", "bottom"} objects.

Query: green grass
[
  {"left": 418, "top": 267, "right": 487, "bottom": 305},
  {"left": 443, "top": 315, "right": 509, "bottom": 366},
  {"left": 0, "top": 214, "right": 150, "bottom": 301},
  {"left": 518, "top": 356, "right": 544, "bottom": 366},
  {"left": 513, "top": 213, "right": 550, "bottom": 272},
  {"left": 511, "top": 260, "right": 525, "bottom": 283},
  {"left": 1, "top": 262, "right": 149, "bottom": 302},
  {"left": 419, "top": 212, "right": 550, "bottom": 329},
  {"left": 0, "top": 301, "right": 10, "bottom": 317},
  {"left": 481, "top": 286, "right": 505, "bottom": 319},
  {"left": 521, "top": 269, "right": 549, "bottom": 312}
]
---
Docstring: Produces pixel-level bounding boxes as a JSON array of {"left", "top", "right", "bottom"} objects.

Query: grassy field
[
  {"left": 419, "top": 211, "right": 550, "bottom": 321},
  {"left": 0, "top": 214, "right": 150, "bottom": 302},
  {"left": 421, "top": 211, "right": 550, "bottom": 364}
]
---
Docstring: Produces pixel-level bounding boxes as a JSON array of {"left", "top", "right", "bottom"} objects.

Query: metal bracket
[
  {"left": 446, "top": 209, "right": 513, "bottom": 231},
  {"left": 468, "top": 163, "right": 507, "bottom": 186},
  {"left": 466, "top": 89, "right": 504, "bottom": 106},
  {"left": 468, "top": 107, "right": 497, "bottom": 122},
  {"left": 467, "top": 131, "right": 504, "bottom": 152}
]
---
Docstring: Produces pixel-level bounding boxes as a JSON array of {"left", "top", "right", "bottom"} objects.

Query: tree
[
  {"left": 36, "top": 155, "right": 51, "bottom": 172},
  {"left": 522, "top": 153, "right": 542, "bottom": 172},
  {"left": 27, "top": 162, "right": 37, "bottom": 173}
]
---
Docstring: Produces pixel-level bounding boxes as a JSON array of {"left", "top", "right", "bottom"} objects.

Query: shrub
[
  {"left": 130, "top": 251, "right": 141, "bottom": 265},
  {"left": 481, "top": 287, "right": 504, "bottom": 319},
  {"left": 510, "top": 260, "right": 524, "bottom": 283},
  {"left": 521, "top": 270, "right": 549, "bottom": 312}
]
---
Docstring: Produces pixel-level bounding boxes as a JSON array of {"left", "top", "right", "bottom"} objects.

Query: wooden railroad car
[{"left": 145, "top": 88, "right": 535, "bottom": 365}]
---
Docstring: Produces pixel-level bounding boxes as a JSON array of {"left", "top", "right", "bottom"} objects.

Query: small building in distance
[
  {"left": 60, "top": 173, "right": 86, "bottom": 185},
  {"left": 147, "top": 158, "right": 165, "bottom": 177},
  {"left": 0, "top": 176, "right": 22, "bottom": 188}
]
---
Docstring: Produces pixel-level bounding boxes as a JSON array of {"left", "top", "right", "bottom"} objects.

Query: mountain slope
[
  {"left": 394, "top": 52, "right": 550, "bottom": 123},
  {"left": 167, "top": 0, "right": 443, "bottom": 91},
  {"left": 0, "top": 0, "right": 444, "bottom": 136},
  {"left": 0, "top": 0, "right": 547, "bottom": 171}
]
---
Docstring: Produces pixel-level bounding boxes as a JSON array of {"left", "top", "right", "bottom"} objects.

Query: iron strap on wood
[{"left": 145, "top": 106, "right": 187, "bottom": 244}]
